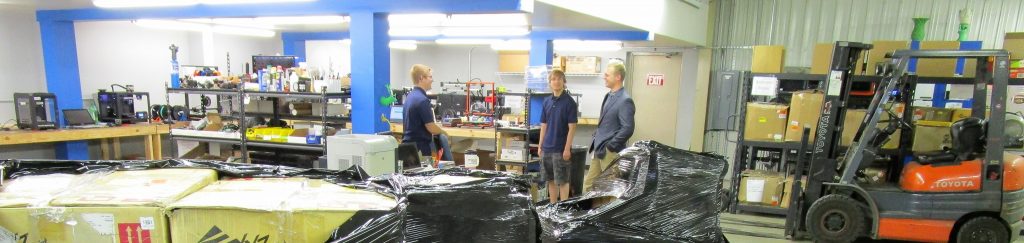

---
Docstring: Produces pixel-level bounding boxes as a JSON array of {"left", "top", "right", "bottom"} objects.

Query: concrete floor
[{"left": 722, "top": 213, "right": 1024, "bottom": 242}]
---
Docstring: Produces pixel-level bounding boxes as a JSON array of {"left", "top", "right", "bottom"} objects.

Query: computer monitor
[
  {"left": 396, "top": 142, "right": 422, "bottom": 170},
  {"left": 63, "top": 109, "right": 96, "bottom": 126}
]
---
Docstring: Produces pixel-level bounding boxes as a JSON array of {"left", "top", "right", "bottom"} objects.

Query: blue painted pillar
[
  {"left": 349, "top": 12, "right": 390, "bottom": 133},
  {"left": 527, "top": 38, "right": 553, "bottom": 125},
  {"left": 281, "top": 35, "right": 306, "bottom": 64},
  {"left": 39, "top": 20, "right": 88, "bottom": 159}
]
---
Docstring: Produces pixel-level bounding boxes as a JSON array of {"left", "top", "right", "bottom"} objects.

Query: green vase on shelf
[{"left": 911, "top": 17, "right": 929, "bottom": 41}]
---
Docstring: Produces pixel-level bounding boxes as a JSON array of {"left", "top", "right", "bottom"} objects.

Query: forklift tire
[
  {"left": 806, "top": 194, "right": 867, "bottom": 243},
  {"left": 955, "top": 216, "right": 1009, "bottom": 243}
]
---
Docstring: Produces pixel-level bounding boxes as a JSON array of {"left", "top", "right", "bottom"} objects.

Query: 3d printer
[
  {"left": 13, "top": 93, "right": 59, "bottom": 130},
  {"left": 97, "top": 85, "right": 151, "bottom": 124}
]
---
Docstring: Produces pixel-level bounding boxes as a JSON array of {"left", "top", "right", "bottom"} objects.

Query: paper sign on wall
[
  {"left": 751, "top": 76, "right": 779, "bottom": 96},
  {"left": 646, "top": 74, "right": 665, "bottom": 86}
]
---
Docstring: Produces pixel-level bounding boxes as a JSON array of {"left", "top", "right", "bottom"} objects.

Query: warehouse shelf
[
  {"left": 740, "top": 140, "right": 803, "bottom": 150},
  {"left": 170, "top": 135, "right": 323, "bottom": 152},
  {"left": 735, "top": 203, "right": 788, "bottom": 216},
  {"left": 496, "top": 72, "right": 601, "bottom": 77},
  {"left": 495, "top": 159, "right": 541, "bottom": 165},
  {"left": 496, "top": 126, "right": 541, "bottom": 134},
  {"left": 228, "top": 112, "right": 350, "bottom": 123},
  {"left": 166, "top": 88, "right": 240, "bottom": 96},
  {"left": 245, "top": 90, "right": 350, "bottom": 99}
]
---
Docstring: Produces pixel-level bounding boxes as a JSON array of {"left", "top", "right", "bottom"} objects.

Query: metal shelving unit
[{"left": 167, "top": 87, "right": 347, "bottom": 162}]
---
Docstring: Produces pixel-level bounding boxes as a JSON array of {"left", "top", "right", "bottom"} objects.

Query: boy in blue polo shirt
[
  {"left": 403, "top": 64, "right": 447, "bottom": 162},
  {"left": 538, "top": 69, "right": 578, "bottom": 203}
]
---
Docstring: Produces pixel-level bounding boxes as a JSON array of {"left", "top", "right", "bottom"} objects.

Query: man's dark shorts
[{"left": 541, "top": 152, "right": 572, "bottom": 184}]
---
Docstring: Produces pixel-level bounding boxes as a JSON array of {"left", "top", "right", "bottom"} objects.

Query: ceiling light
[
  {"left": 135, "top": 19, "right": 275, "bottom": 38},
  {"left": 442, "top": 27, "right": 529, "bottom": 37},
  {"left": 212, "top": 25, "right": 276, "bottom": 37},
  {"left": 179, "top": 18, "right": 274, "bottom": 29},
  {"left": 253, "top": 16, "right": 348, "bottom": 25},
  {"left": 435, "top": 39, "right": 501, "bottom": 45},
  {"left": 200, "top": 0, "right": 314, "bottom": 4},
  {"left": 388, "top": 14, "right": 447, "bottom": 27},
  {"left": 390, "top": 40, "right": 418, "bottom": 50},
  {"left": 446, "top": 14, "right": 528, "bottom": 27},
  {"left": 554, "top": 40, "right": 622, "bottom": 52},
  {"left": 134, "top": 19, "right": 210, "bottom": 31},
  {"left": 94, "top": 0, "right": 197, "bottom": 8},
  {"left": 389, "top": 27, "right": 441, "bottom": 37},
  {"left": 339, "top": 39, "right": 351, "bottom": 45},
  {"left": 491, "top": 39, "right": 531, "bottom": 51}
]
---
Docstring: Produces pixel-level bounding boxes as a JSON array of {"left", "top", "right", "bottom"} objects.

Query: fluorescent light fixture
[
  {"left": 389, "top": 27, "right": 441, "bottom": 37},
  {"left": 554, "top": 40, "right": 623, "bottom": 52},
  {"left": 212, "top": 25, "right": 276, "bottom": 37},
  {"left": 253, "top": 16, "right": 347, "bottom": 25},
  {"left": 134, "top": 19, "right": 275, "bottom": 38},
  {"left": 435, "top": 39, "right": 501, "bottom": 45},
  {"left": 94, "top": 0, "right": 196, "bottom": 8},
  {"left": 200, "top": 0, "right": 314, "bottom": 4},
  {"left": 446, "top": 14, "right": 528, "bottom": 27},
  {"left": 491, "top": 39, "right": 530, "bottom": 51},
  {"left": 441, "top": 27, "right": 529, "bottom": 37},
  {"left": 388, "top": 14, "right": 447, "bottom": 27},
  {"left": 339, "top": 39, "right": 351, "bottom": 45},
  {"left": 179, "top": 18, "right": 274, "bottom": 29},
  {"left": 134, "top": 19, "right": 210, "bottom": 31},
  {"left": 390, "top": 40, "right": 418, "bottom": 50}
]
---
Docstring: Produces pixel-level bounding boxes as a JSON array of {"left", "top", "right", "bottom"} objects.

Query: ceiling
[{"left": 9, "top": 1, "right": 644, "bottom": 34}]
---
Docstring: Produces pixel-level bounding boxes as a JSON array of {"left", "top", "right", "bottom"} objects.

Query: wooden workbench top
[
  {"left": 0, "top": 123, "right": 170, "bottom": 146},
  {"left": 390, "top": 124, "right": 497, "bottom": 139}
]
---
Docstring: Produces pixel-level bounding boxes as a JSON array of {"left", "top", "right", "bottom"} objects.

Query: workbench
[
  {"left": 0, "top": 123, "right": 169, "bottom": 160},
  {"left": 389, "top": 124, "right": 497, "bottom": 139}
]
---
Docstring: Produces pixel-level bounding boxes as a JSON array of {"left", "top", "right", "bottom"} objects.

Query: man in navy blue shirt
[
  {"left": 538, "top": 69, "right": 578, "bottom": 203},
  {"left": 403, "top": 64, "right": 447, "bottom": 160}
]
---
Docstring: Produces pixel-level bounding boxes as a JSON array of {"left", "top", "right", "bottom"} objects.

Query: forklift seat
[{"left": 916, "top": 117, "right": 986, "bottom": 165}]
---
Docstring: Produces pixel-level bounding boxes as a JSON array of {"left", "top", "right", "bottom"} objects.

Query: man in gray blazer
[{"left": 583, "top": 62, "right": 635, "bottom": 192}]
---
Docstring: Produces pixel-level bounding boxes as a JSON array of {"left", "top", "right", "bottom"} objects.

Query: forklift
[{"left": 784, "top": 42, "right": 1024, "bottom": 242}]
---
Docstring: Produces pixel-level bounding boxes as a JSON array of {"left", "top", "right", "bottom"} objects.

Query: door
[{"left": 627, "top": 52, "right": 683, "bottom": 146}]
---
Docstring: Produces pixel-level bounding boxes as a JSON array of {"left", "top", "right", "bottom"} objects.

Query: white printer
[{"left": 323, "top": 134, "right": 399, "bottom": 177}]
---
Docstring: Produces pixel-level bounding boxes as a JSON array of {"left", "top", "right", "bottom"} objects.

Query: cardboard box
[
  {"left": 781, "top": 175, "right": 807, "bottom": 209},
  {"left": 500, "top": 148, "right": 528, "bottom": 162},
  {"left": 841, "top": 109, "right": 868, "bottom": 146},
  {"left": 552, "top": 55, "right": 567, "bottom": 71},
  {"left": 564, "top": 56, "right": 601, "bottom": 74},
  {"left": 498, "top": 51, "right": 529, "bottom": 73},
  {"left": 0, "top": 174, "right": 90, "bottom": 243},
  {"left": 952, "top": 108, "right": 972, "bottom": 122},
  {"left": 752, "top": 45, "right": 785, "bottom": 73},
  {"left": 311, "top": 103, "right": 349, "bottom": 117},
  {"left": 811, "top": 43, "right": 868, "bottom": 75},
  {"left": 785, "top": 90, "right": 825, "bottom": 142},
  {"left": 39, "top": 169, "right": 217, "bottom": 243},
  {"left": 744, "top": 103, "right": 789, "bottom": 141},
  {"left": 169, "top": 178, "right": 395, "bottom": 243},
  {"left": 284, "top": 183, "right": 395, "bottom": 243},
  {"left": 738, "top": 171, "right": 785, "bottom": 206},
  {"left": 917, "top": 41, "right": 960, "bottom": 77},
  {"left": 912, "top": 107, "right": 953, "bottom": 122},
  {"left": 865, "top": 41, "right": 910, "bottom": 75},
  {"left": 1006, "top": 33, "right": 1024, "bottom": 60},
  {"left": 169, "top": 178, "right": 306, "bottom": 243},
  {"left": 912, "top": 120, "right": 953, "bottom": 152}
]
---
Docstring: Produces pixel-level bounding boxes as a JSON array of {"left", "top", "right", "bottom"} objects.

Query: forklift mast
[{"left": 802, "top": 42, "right": 873, "bottom": 207}]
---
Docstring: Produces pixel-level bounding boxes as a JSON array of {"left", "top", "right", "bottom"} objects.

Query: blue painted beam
[
  {"left": 526, "top": 37, "right": 552, "bottom": 125},
  {"left": 39, "top": 20, "right": 89, "bottom": 159},
  {"left": 37, "top": 0, "right": 528, "bottom": 22},
  {"left": 349, "top": 12, "right": 391, "bottom": 134}
]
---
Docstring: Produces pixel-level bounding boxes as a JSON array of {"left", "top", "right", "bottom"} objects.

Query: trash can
[{"left": 570, "top": 145, "right": 588, "bottom": 197}]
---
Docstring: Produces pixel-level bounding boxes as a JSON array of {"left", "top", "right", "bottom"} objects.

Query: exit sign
[{"left": 646, "top": 74, "right": 665, "bottom": 86}]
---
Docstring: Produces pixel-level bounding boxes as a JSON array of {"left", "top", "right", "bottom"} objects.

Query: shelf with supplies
[{"left": 167, "top": 87, "right": 343, "bottom": 162}]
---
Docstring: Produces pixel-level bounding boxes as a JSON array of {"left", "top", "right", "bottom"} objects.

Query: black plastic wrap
[
  {"left": 329, "top": 168, "right": 537, "bottom": 243},
  {"left": 0, "top": 159, "right": 368, "bottom": 186},
  {"left": 536, "top": 140, "right": 729, "bottom": 242}
]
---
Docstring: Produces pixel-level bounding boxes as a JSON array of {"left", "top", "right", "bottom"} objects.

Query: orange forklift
[{"left": 784, "top": 42, "right": 1024, "bottom": 242}]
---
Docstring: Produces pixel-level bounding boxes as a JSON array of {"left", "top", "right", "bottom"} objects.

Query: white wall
[
  {"left": 75, "top": 21, "right": 282, "bottom": 107},
  {"left": 0, "top": 4, "right": 47, "bottom": 123}
]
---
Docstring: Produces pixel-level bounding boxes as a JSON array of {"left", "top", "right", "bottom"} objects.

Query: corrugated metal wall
[{"left": 711, "top": 0, "right": 1024, "bottom": 71}]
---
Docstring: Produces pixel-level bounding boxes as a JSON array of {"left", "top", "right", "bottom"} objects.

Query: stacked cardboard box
[
  {"left": 0, "top": 174, "right": 97, "bottom": 242},
  {"left": 752, "top": 45, "right": 785, "bottom": 73},
  {"left": 912, "top": 120, "right": 953, "bottom": 152},
  {"left": 744, "top": 103, "right": 789, "bottom": 141},
  {"left": 738, "top": 170, "right": 786, "bottom": 207},
  {"left": 912, "top": 107, "right": 954, "bottom": 122},
  {"left": 168, "top": 178, "right": 396, "bottom": 243},
  {"left": 781, "top": 175, "right": 808, "bottom": 209},
  {"left": 36, "top": 169, "right": 217, "bottom": 243},
  {"left": 785, "top": 90, "right": 825, "bottom": 142},
  {"left": 498, "top": 51, "right": 529, "bottom": 73},
  {"left": 842, "top": 109, "right": 900, "bottom": 149},
  {"left": 564, "top": 56, "right": 602, "bottom": 74}
]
